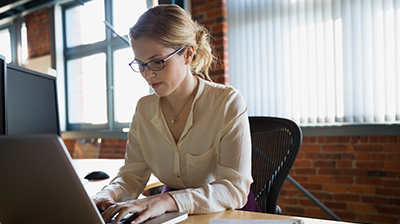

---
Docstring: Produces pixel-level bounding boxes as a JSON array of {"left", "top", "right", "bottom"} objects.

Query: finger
[
  {"left": 113, "top": 208, "right": 138, "bottom": 224},
  {"left": 101, "top": 199, "right": 115, "bottom": 211},
  {"left": 132, "top": 209, "right": 157, "bottom": 224},
  {"left": 102, "top": 204, "right": 120, "bottom": 223}
]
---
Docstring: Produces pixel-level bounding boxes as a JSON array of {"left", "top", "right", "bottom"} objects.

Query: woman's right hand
[{"left": 92, "top": 190, "right": 117, "bottom": 212}]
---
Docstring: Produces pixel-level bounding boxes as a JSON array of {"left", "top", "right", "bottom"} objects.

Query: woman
[{"left": 93, "top": 4, "right": 258, "bottom": 224}]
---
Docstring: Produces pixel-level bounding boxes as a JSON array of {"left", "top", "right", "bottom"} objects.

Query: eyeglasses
[{"left": 129, "top": 47, "right": 184, "bottom": 73}]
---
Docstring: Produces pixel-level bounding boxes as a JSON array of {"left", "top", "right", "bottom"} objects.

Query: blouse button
[{"left": 176, "top": 175, "right": 181, "bottom": 179}]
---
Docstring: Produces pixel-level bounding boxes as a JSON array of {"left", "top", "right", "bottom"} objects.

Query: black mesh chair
[{"left": 249, "top": 116, "right": 302, "bottom": 214}]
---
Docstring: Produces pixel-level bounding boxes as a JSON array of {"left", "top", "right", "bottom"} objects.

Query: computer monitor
[{"left": 0, "top": 54, "right": 60, "bottom": 136}]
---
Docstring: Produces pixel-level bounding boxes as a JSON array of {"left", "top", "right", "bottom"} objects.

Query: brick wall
[
  {"left": 279, "top": 136, "right": 400, "bottom": 224},
  {"left": 24, "top": 7, "right": 51, "bottom": 58},
  {"left": 191, "top": 0, "right": 229, "bottom": 84}
]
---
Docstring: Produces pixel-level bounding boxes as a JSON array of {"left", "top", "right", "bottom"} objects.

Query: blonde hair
[{"left": 129, "top": 4, "right": 215, "bottom": 82}]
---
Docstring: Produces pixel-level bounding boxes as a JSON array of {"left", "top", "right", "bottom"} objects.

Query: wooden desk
[
  {"left": 71, "top": 159, "right": 162, "bottom": 197},
  {"left": 180, "top": 210, "right": 360, "bottom": 224}
]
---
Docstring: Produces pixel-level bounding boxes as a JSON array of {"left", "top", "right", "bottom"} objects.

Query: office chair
[{"left": 249, "top": 116, "right": 302, "bottom": 214}]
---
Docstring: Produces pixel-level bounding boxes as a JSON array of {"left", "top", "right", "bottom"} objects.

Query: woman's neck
[{"left": 165, "top": 75, "right": 198, "bottom": 109}]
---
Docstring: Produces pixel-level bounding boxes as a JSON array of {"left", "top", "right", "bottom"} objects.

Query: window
[
  {"left": 0, "top": 26, "right": 12, "bottom": 63},
  {"left": 0, "top": 22, "right": 28, "bottom": 65},
  {"left": 228, "top": 0, "right": 400, "bottom": 125},
  {"left": 63, "top": 0, "right": 148, "bottom": 132}
]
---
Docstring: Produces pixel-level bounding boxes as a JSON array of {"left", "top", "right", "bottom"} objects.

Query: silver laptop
[{"left": 0, "top": 134, "right": 187, "bottom": 224}]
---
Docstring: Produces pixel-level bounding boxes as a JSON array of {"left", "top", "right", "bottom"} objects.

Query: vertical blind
[{"left": 227, "top": 0, "right": 400, "bottom": 125}]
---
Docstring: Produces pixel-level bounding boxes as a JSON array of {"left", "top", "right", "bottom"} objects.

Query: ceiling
[{"left": 0, "top": 0, "right": 61, "bottom": 23}]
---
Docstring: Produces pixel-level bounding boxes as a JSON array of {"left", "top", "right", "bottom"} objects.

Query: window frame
[{"left": 61, "top": 0, "right": 138, "bottom": 132}]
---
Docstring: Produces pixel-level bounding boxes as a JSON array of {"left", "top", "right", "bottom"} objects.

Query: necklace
[{"left": 165, "top": 92, "right": 194, "bottom": 124}]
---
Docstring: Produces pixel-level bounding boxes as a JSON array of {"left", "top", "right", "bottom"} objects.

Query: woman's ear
[{"left": 184, "top": 46, "right": 196, "bottom": 65}]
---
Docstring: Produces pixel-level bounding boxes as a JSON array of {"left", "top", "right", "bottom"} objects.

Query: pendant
[{"left": 172, "top": 116, "right": 180, "bottom": 123}]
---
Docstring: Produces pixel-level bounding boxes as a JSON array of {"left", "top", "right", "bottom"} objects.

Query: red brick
[
  {"left": 298, "top": 199, "right": 315, "bottom": 207},
  {"left": 368, "top": 214, "right": 398, "bottom": 224},
  {"left": 341, "top": 153, "right": 355, "bottom": 160},
  {"left": 308, "top": 176, "right": 332, "bottom": 183},
  {"left": 337, "top": 160, "right": 353, "bottom": 168},
  {"left": 324, "top": 201, "right": 347, "bottom": 210},
  {"left": 334, "top": 194, "right": 360, "bottom": 202},
  {"left": 319, "top": 168, "right": 342, "bottom": 175},
  {"left": 285, "top": 206, "right": 305, "bottom": 215},
  {"left": 383, "top": 179, "right": 400, "bottom": 188},
  {"left": 383, "top": 162, "right": 400, "bottom": 170},
  {"left": 294, "top": 168, "right": 316, "bottom": 175},
  {"left": 342, "top": 168, "right": 368, "bottom": 177},
  {"left": 356, "top": 153, "right": 370, "bottom": 161},
  {"left": 323, "top": 184, "right": 348, "bottom": 192},
  {"left": 316, "top": 153, "right": 341, "bottom": 160},
  {"left": 386, "top": 154, "right": 400, "bottom": 161},
  {"left": 348, "top": 203, "right": 376, "bottom": 212},
  {"left": 197, "top": 4, "right": 215, "bottom": 13},
  {"left": 313, "top": 160, "right": 336, "bottom": 168},
  {"left": 287, "top": 189, "right": 305, "bottom": 197},
  {"left": 300, "top": 145, "right": 320, "bottom": 152},
  {"left": 376, "top": 188, "right": 400, "bottom": 197},
  {"left": 370, "top": 154, "right": 385, "bottom": 161},
  {"left": 382, "top": 144, "right": 400, "bottom": 151},
  {"left": 207, "top": 10, "right": 225, "bottom": 19},
  {"left": 277, "top": 197, "right": 298, "bottom": 205},
  {"left": 361, "top": 195, "right": 390, "bottom": 204},
  {"left": 355, "top": 177, "right": 383, "bottom": 186},
  {"left": 295, "top": 153, "right": 304, "bottom": 159},
  {"left": 304, "top": 152, "right": 317, "bottom": 159},
  {"left": 355, "top": 161, "right": 383, "bottom": 169},
  {"left": 376, "top": 206, "right": 400, "bottom": 215},
  {"left": 355, "top": 145, "right": 382, "bottom": 152},
  {"left": 334, "top": 176, "right": 354, "bottom": 184},
  {"left": 301, "top": 183, "right": 323, "bottom": 191},
  {"left": 293, "top": 160, "right": 312, "bottom": 167},
  {"left": 322, "top": 145, "right": 348, "bottom": 152},
  {"left": 349, "top": 186, "right": 376, "bottom": 195}
]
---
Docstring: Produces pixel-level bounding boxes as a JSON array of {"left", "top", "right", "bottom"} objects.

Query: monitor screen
[{"left": 1, "top": 58, "right": 60, "bottom": 136}]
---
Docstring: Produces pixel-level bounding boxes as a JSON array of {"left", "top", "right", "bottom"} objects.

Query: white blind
[{"left": 227, "top": 0, "right": 400, "bottom": 125}]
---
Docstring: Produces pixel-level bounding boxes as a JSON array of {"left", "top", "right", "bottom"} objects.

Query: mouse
[{"left": 84, "top": 171, "right": 110, "bottom": 181}]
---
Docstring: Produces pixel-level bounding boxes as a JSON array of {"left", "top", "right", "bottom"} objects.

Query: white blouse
[{"left": 103, "top": 77, "right": 252, "bottom": 214}]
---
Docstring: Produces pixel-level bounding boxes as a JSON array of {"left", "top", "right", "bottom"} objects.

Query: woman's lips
[{"left": 150, "top": 82, "right": 162, "bottom": 89}]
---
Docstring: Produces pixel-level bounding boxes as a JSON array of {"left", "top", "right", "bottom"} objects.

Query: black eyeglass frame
[{"left": 129, "top": 46, "right": 185, "bottom": 73}]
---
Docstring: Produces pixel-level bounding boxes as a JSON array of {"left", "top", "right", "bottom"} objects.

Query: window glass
[
  {"left": 21, "top": 22, "right": 28, "bottom": 65},
  {"left": 65, "top": 0, "right": 105, "bottom": 47},
  {"left": 67, "top": 53, "right": 107, "bottom": 124},
  {"left": 0, "top": 28, "right": 12, "bottom": 63},
  {"left": 113, "top": 0, "right": 147, "bottom": 36},
  {"left": 113, "top": 48, "right": 148, "bottom": 123}
]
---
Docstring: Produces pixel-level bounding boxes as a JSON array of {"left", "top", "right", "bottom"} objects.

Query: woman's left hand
[{"left": 101, "top": 193, "right": 178, "bottom": 224}]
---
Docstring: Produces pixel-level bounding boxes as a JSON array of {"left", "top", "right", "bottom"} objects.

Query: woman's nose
[{"left": 142, "top": 67, "right": 155, "bottom": 80}]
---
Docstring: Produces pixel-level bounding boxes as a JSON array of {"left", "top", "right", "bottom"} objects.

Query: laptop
[{"left": 0, "top": 134, "right": 187, "bottom": 224}]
